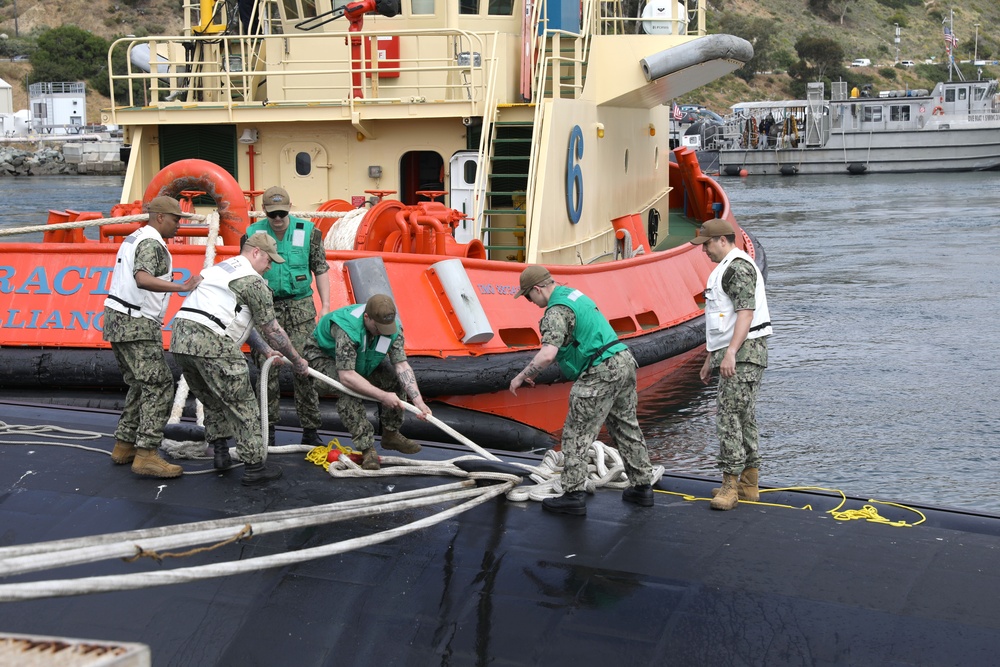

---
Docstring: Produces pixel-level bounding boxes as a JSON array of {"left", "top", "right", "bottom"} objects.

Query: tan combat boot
[
  {"left": 361, "top": 447, "right": 380, "bottom": 471},
  {"left": 110, "top": 440, "right": 136, "bottom": 464},
  {"left": 131, "top": 448, "right": 183, "bottom": 478},
  {"left": 710, "top": 473, "right": 740, "bottom": 511},
  {"left": 738, "top": 468, "right": 760, "bottom": 502},
  {"left": 381, "top": 430, "right": 421, "bottom": 454},
  {"left": 711, "top": 468, "right": 760, "bottom": 502}
]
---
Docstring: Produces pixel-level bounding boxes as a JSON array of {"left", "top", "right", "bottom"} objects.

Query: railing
[{"left": 107, "top": 29, "right": 494, "bottom": 121}]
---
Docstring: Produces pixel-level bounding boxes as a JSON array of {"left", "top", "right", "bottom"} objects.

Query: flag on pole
[
  {"left": 944, "top": 26, "right": 958, "bottom": 55},
  {"left": 672, "top": 103, "right": 683, "bottom": 121}
]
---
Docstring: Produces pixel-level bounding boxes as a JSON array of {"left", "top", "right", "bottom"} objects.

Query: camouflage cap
[{"left": 365, "top": 294, "right": 397, "bottom": 335}]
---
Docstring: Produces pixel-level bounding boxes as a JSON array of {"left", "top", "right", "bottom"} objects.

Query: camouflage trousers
[
  {"left": 305, "top": 348, "right": 403, "bottom": 452},
  {"left": 251, "top": 309, "right": 321, "bottom": 430},
  {"left": 715, "top": 363, "right": 764, "bottom": 475},
  {"left": 560, "top": 351, "right": 653, "bottom": 493},
  {"left": 111, "top": 339, "right": 174, "bottom": 450},
  {"left": 174, "top": 352, "right": 265, "bottom": 466}
]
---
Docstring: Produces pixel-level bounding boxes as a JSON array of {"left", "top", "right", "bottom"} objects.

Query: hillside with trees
[{"left": 0, "top": 0, "right": 996, "bottom": 120}]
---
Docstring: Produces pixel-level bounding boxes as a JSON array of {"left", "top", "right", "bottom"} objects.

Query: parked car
[
  {"left": 900, "top": 60, "right": 915, "bottom": 68},
  {"left": 12, "top": 55, "right": 29, "bottom": 62},
  {"left": 850, "top": 58, "right": 872, "bottom": 67}
]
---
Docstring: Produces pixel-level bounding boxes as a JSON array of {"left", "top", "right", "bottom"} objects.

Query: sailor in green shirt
[
  {"left": 509, "top": 266, "right": 655, "bottom": 517},
  {"left": 243, "top": 185, "right": 331, "bottom": 449},
  {"left": 304, "top": 294, "right": 432, "bottom": 470}
]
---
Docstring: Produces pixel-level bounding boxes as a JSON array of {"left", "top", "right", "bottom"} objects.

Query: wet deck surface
[{"left": 1, "top": 401, "right": 1000, "bottom": 666}]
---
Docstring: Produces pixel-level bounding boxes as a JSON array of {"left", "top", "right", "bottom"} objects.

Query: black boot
[
  {"left": 211, "top": 438, "right": 232, "bottom": 470},
  {"left": 542, "top": 491, "right": 587, "bottom": 516},
  {"left": 622, "top": 484, "right": 654, "bottom": 507},
  {"left": 302, "top": 428, "right": 322, "bottom": 447},
  {"left": 242, "top": 461, "right": 283, "bottom": 486}
]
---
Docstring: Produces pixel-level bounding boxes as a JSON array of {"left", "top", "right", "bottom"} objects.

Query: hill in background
[{"left": 0, "top": 0, "right": 996, "bottom": 119}]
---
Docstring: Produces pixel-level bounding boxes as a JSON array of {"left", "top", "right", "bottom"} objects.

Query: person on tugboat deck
[
  {"left": 103, "top": 195, "right": 201, "bottom": 479},
  {"left": 242, "top": 185, "right": 331, "bottom": 450},
  {"left": 170, "top": 233, "right": 311, "bottom": 486},
  {"left": 303, "top": 294, "right": 432, "bottom": 471},
  {"left": 509, "top": 266, "right": 655, "bottom": 517},
  {"left": 692, "top": 218, "right": 772, "bottom": 511}
]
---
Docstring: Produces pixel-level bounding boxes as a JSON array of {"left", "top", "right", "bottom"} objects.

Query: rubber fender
[{"left": 345, "top": 256, "right": 395, "bottom": 304}]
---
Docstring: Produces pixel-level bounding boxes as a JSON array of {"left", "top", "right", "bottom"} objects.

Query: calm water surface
[
  {"left": 640, "top": 171, "right": 1000, "bottom": 512},
  {"left": 2, "top": 173, "right": 998, "bottom": 511}
]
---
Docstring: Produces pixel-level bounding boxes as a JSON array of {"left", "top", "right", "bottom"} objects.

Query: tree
[
  {"left": 718, "top": 14, "right": 776, "bottom": 82},
  {"left": 29, "top": 26, "right": 108, "bottom": 85},
  {"left": 792, "top": 35, "right": 846, "bottom": 81}
]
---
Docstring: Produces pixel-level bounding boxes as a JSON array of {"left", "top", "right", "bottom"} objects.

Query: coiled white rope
[{"left": 323, "top": 207, "right": 367, "bottom": 250}]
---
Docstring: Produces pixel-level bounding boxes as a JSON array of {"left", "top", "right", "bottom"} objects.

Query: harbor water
[{"left": 1, "top": 172, "right": 998, "bottom": 511}]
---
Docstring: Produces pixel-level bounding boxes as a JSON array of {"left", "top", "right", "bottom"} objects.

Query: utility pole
[
  {"left": 974, "top": 23, "right": 980, "bottom": 62},
  {"left": 13, "top": 0, "right": 18, "bottom": 38},
  {"left": 894, "top": 23, "right": 900, "bottom": 64}
]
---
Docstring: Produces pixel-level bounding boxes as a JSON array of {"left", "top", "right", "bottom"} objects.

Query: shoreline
[{"left": 0, "top": 142, "right": 125, "bottom": 177}]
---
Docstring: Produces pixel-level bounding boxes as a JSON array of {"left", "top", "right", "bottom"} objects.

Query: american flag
[
  {"left": 672, "top": 103, "right": 683, "bottom": 121},
  {"left": 944, "top": 26, "right": 958, "bottom": 54}
]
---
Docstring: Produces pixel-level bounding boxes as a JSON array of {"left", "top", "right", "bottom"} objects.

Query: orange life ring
[
  {"left": 932, "top": 106, "right": 945, "bottom": 116},
  {"left": 142, "top": 159, "right": 249, "bottom": 246}
]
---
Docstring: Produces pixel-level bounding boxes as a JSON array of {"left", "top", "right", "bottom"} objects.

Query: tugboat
[{"left": 0, "top": 0, "right": 757, "bottom": 447}]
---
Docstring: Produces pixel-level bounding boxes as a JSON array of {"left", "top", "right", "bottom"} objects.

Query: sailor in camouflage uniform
[
  {"left": 303, "top": 294, "right": 432, "bottom": 471},
  {"left": 103, "top": 196, "right": 201, "bottom": 478},
  {"left": 509, "top": 266, "right": 655, "bottom": 516},
  {"left": 170, "top": 234, "right": 311, "bottom": 486},
  {"left": 692, "top": 218, "right": 772, "bottom": 511},
  {"left": 243, "top": 185, "right": 330, "bottom": 448}
]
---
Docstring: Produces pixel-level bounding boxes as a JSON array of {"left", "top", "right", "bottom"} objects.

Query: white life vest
[
  {"left": 174, "top": 256, "right": 260, "bottom": 345},
  {"left": 104, "top": 225, "right": 171, "bottom": 324},
  {"left": 704, "top": 248, "right": 772, "bottom": 352}
]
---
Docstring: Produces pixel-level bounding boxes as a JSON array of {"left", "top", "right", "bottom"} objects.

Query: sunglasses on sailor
[{"left": 266, "top": 210, "right": 288, "bottom": 219}]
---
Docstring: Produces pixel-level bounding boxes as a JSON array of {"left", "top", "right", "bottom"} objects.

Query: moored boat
[
  {"left": 716, "top": 77, "right": 1000, "bottom": 176},
  {"left": 0, "top": 0, "right": 758, "bottom": 448}
]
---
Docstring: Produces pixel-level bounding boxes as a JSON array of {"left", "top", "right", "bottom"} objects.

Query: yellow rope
[
  {"left": 304, "top": 439, "right": 356, "bottom": 471},
  {"left": 123, "top": 524, "right": 253, "bottom": 563},
  {"left": 653, "top": 485, "right": 925, "bottom": 527}
]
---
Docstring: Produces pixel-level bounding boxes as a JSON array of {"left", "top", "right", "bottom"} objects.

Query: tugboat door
[
  {"left": 449, "top": 150, "right": 479, "bottom": 244},
  {"left": 277, "top": 140, "right": 335, "bottom": 207}
]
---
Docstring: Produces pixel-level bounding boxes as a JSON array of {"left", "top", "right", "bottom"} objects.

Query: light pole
[
  {"left": 894, "top": 23, "right": 900, "bottom": 64},
  {"left": 974, "top": 23, "right": 980, "bottom": 62},
  {"left": 13, "top": 0, "right": 18, "bottom": 38}
]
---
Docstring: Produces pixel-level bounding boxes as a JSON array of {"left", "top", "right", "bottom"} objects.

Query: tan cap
[
  {"left": 261, "top": 186, "right": 291, "bottom": 213},
  {"left": 514, "top": 265, "right": 551, "bottom": 299},
  {"left": 147, "top": 196, "right": 194, "bottom": 218},
  {"left": 245, "top": 232, "right": 286, "bottom": 263},
  {"left": 365, "top": 294, "right": 397, "bottom": 335},
  {"left": 690, "top": 218, "right": 736, "bottom": 245}
]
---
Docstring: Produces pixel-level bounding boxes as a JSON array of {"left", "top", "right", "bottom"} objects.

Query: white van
[
  {"left": 851, "top": 58, "right": 872, "bottom": 67},
  {"left": 900, "top": 60, "right": 915, "bottom": 68}
]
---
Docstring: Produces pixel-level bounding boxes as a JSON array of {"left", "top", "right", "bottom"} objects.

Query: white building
[{"left": 28, "top": 81, "right": 86, "bottom": 134}]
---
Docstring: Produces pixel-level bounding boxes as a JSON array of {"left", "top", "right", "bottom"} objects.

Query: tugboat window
[
  {"left": 945, "top": 89, "right": 956, "bottom": 102},
  {"left": 283, "top": 0, "right": 299, "bottom": 19},
  {"left": 890, "top": 105, "right": 910, "bottom": 121},
  {"left": 296, "top": 152, "right": 312, "bottom": 176},
  {"left": 301, "top": 0, "right": 317, "bottom": 17},
  {"left": 412, "top": 0, "right": 435, "bottom": 14},
  {"left": 488, "top": 0, "right": 514, "bottom": 14},
  {"left": 460, "top": 0, "right": 479, "bottom": 13},
  {"left": 958, "top": 88, "right": 967, "bottom": 101}
]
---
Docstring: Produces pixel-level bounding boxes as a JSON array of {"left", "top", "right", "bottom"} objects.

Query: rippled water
[
  {"left": 3, "top": 173, "right": 999, "bottom": 510},
  {"left": 641, "top": 171, "right": 1000, "bottom": 511}
]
